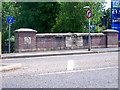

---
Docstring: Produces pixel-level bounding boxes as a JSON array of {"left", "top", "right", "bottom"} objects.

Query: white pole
[
  {"left": 88, "top": 18, "right": 91, "bottom": 51},
  {"left": 8, "top": 23, "right": 11, "bottom": 53}
]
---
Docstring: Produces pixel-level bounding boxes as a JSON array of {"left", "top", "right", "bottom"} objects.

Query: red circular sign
[{"left": 86, "top": 9, "right": 92, "bottom": 19}]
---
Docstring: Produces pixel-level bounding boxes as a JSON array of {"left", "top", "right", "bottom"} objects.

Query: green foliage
[
  {"left": 102, "top": 25, "right": 106, "bottom": 30},
  {"left": 105, "top": 8, "right": 111, "bottom": 29},
  {"left": 51, "top": 2, "right": 86, "bottom": 33},
  {"left": 2, "top": 2, "right": 106, "bottom": 43},
  {"left": 51, "top": 2, "right": 104, "bottom": 33},
  {"left": 100, "top": 8, "right": 111, "bottom": 29},
  {"left": 2, "top": 2, "right": 60, "bottom": 42},
  {"left": 94, "top": 25, "right": 102, "bottom": 33},
  {"left": 14, "top": 2, "right": 60, "bottom": 33},
  {"left": 2, "top": 2, "right": 19, "bottom": 42}
]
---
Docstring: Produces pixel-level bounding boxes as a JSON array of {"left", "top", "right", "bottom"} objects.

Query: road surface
[{"left": 2, "top": 52, "right": 118, "bottom": 88}]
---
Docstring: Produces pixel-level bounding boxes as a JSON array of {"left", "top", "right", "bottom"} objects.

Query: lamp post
[{"left": 84, "top": 6, "right": 92, "bottom": 51}]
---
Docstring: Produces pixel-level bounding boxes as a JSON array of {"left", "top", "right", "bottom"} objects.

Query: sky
[{"left": 105, "top": 0, "right": 111, "bottom": 9}]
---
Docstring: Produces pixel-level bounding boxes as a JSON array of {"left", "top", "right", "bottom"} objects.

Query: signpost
[
  {"left": 86, "top": 8, "right": 92, "bottom": 51},
  {"left": 111, "top": 0, "right": 120, "bottom": 40},
  {"left": 6, "top": 16, "right": 14, "bottom": 53}
]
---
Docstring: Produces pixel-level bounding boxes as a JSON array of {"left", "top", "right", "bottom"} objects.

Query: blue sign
[
  {"left": 112, "top": 0, "right": 120, "bottom": 8},
  {"left": 91, "top": 25, "right": 95, "bottom": 31},
  {"left": 111, "top": 0, "right": 120, "bottom": 40},
  {"left": 6, "top": 16, "right": 14, "bottom": 23}
]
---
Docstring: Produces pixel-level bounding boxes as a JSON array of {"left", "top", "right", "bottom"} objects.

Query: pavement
[
  {"left": 0, "top": 47, "right": 119, "bottom": 72},
  {"left": 1, "top": 47, "right": 120, "bottom": 59}
]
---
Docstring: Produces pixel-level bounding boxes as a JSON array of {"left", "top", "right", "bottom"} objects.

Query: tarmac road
[{"left": 2, "top": 52, "right": 118, "bottom": 88}]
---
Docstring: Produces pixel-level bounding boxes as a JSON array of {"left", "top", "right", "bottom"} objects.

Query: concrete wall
[{"left": 14, "top": 28, "right": 119, "bottom": 52}]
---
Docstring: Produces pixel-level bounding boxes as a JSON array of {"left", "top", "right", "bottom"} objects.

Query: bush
[{"left": 94, "top": 25, "right": 102, "bottom": 33}]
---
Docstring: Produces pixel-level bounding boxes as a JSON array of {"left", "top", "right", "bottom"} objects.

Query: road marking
[
  {"left": 36, "top": 66, "right": 118, "bottom": 76},
  {"left": 67, "top": 60, "right": 74, "bottom": 71},
  {"left": 0, "top": 63, "right": 22, "bottom": 72},
  {"left": 23, "top": 67, "right": 28, "bottom": 69}
]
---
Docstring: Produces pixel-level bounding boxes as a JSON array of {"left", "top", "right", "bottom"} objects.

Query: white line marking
[
  {"left": 36, "top": 66, "right": 118, "bottom": 76},
  {"left": 67, "top": 60, "right": 74, "bottom": 71},
  {"left": 23, "top": 67, "right": 28, "bottom": 69}
]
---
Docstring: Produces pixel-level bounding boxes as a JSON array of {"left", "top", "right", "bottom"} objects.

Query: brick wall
[
  {"left": 15, "top": 28, "right": 37, "bottom": 52},
  {"left": 103, "top": 29, "right": 118, "bottom": 48},
  {"left": 36, "top": 35, "right": 66, "bottom": 51},
  {"left": 14, "top": 28, "right": 119, "bottom": 52},
  {"left": 91, "top": 33, "right": 106, "bottom": 48}
]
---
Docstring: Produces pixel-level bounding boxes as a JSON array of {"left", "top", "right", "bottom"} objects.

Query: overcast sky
[{"left": 105, "top": 0, "right": 111, "bottom": 9}]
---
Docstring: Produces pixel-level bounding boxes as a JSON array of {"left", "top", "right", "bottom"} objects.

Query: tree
[
  {"left": 51, "top": 2, "right": 104, "bottom": 33},
  {"left": 2, "top": 2, "right": 19, "bottom": 42},
  {"left": 2, "top": 2, "right": 60, "bottom": 42},
  {"left": 14, "top": 2, "right": 60, "bottom": 33},
  {"left": 100, "top": 8, "right": 111, "bottom": 29}
]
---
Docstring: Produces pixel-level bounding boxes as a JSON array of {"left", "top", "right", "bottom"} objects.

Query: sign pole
[
  {"left": 86, "top": 8, "right": 92, "bottom": 51},
  {"left": 88, "top": 18, "right": 91, "bottom": 51},
  {"left": 8, "top": 23, "right": 11, "bottom": 53},
  {"left": 6, "top": 16, "right": 14, "bottom": 53}
]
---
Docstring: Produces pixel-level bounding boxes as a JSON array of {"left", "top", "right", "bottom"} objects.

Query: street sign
[
  {"left": 86, "top": 9, "right": 92, "bottom": 19},
  {"left": 111, "top": 0, "right": 120, "bottom": 40},
  {"left": 91, "top": 25, "right": 95, "bottom": 32},
  {"left": 6, "top": 16, "right": 14, "bottom": 23},
  {"left": 6, "top": 16, "right": 14, "bottom": 53}
]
